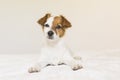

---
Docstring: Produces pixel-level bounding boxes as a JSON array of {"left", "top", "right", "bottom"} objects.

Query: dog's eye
[
  {"left": 44, "top": 24, "right": 49, "bottom": 27},
  {"left": 56, "top": 25, "right": 61, "bottom": 29}
]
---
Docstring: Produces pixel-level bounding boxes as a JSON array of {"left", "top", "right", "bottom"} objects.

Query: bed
[{"left": 0, "top": 51, "right": 120, "bottom": 80}]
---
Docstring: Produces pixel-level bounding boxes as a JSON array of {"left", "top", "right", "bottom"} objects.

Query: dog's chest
[
  {"left": 40, "top": 45, "right": 69, "bottom": 63},
  {"left": 41, "top": 46, "right": 65, "bottom": 57}
]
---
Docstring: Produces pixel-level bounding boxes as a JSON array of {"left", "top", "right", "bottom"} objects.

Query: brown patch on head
[
  {"left": 52, "top": 16, "right": 71, "bottom": 37},
  {"left": 56, "top": 28, "right": 65, "bottom": 37},
  {"left": 37, "top": 13, "right": 51, "bottom": 28},
  {"left": 37, "top": 13, "right": 72, "bottom": 38}
]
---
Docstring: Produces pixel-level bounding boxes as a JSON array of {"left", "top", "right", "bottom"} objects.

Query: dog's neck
[{"left": 44, "top": 38, "right": 64, "bottom": 47}]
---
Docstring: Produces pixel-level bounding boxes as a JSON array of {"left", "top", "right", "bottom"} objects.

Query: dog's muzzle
[{"left": 47, "top": 31, "right": 54, "bottom": 39}]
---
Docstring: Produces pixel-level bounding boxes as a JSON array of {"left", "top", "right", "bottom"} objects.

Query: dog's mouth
[{"left": 47, "top": 36, "right": 54, "bottom": 40}]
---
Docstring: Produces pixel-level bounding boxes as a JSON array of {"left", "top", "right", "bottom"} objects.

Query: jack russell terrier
[{"left": 28, "top": 13, "right": 83, "bottom": 73}]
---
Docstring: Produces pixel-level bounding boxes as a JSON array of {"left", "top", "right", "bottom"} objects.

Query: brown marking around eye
[
  {"left": 52, "top": 16, "right": 65, "bottom": 37},
  {"left": 56, "top": 28, "right": 65, "bottom": 37}
]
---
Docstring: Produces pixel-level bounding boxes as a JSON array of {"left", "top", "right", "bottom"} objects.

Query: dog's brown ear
[
  {"left": 37, "top": 13, "right": 51, "bottom": 26},
  {"left": 60, "top": 15, "right": 71, "bottom": 28}
]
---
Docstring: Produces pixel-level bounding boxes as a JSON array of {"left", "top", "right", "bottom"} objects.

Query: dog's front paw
[
  {"left": 28, "top": 66, "right": 41, "bottom": 73},
  {"left": 72, "top": 64, "right": 83, "bottom": 71}
]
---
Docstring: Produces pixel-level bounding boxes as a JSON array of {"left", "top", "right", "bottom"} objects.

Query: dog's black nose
[{"left": 48, "top": 31, "right": 54, "bottom": 36}]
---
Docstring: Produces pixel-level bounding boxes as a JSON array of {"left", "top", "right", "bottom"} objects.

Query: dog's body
[{"left": 28, "top": 13, "right": 82, "bottom": 73}]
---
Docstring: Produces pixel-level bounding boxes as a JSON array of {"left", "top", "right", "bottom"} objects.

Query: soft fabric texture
[{"left": 0, "top": 51, "right": 120, "bottom": 80}]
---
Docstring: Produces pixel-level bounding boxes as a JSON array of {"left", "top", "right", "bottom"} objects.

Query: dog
[{"left": 28, "top": 13, "right": 83, "bottom": 73}]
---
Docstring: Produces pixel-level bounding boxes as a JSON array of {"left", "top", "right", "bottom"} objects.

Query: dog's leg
[
  {"left": 28, "top": 61, "right": 48, "bottom": 73},
  {"left": 67, "top": 47, "right": 81, "bottom": 60},
  {"left": 73, "top": 54, "right": 82, "bottom": 60},
  {"left": 63, "top": 59, "right": 83, "bottom": 71}
]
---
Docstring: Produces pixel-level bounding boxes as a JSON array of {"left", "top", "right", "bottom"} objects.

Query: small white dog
[{"left": 28, "top": 13, "right": 83, "bottom": 73}]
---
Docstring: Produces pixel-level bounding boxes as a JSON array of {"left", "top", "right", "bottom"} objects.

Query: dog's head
[{"left": 37, "top": 13, "right": 71, "bottom": 41}]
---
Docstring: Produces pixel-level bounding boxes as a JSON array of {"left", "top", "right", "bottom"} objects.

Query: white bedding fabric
[{"left": 0, "top": 51, "right": 120, "bottom": 80}]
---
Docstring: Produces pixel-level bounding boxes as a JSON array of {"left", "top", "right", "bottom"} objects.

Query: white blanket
[{"left": 0, "top": 51, "right": 120, "bottom": 80}]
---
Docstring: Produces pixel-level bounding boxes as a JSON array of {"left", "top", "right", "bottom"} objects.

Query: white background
[{"left": 0, "top": 0, "right": 120, "bottom": 54}]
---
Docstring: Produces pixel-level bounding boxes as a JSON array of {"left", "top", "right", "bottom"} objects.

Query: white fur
[
  {"left": 28, "top": 16, "right": 82, "bottom": 73},
  {"left": 44, "top": 17, "right": 59, "bottom": 41}
]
